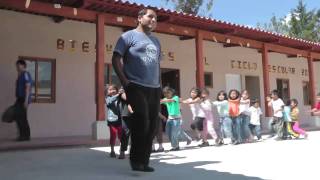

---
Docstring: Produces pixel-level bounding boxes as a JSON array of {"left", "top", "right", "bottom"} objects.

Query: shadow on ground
[{"left": 0, "top": 147, "right": 265, "bottom": 180}]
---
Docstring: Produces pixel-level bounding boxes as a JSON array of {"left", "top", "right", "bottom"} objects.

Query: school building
[{"left": 1, "top": 0, "right": 320, "bottom": 142}]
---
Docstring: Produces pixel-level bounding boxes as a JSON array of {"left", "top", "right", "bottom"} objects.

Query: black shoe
[
  {"left": 130, "top": 162, "right": 154, "bottom": 172},
  {"left": 16, "top": 137, "right": 30, "bottom": 142},
  {"left": 199, "top": 141, "right": 209, "bottom": 147},
  {"left": 170, "top": 147, "right": 180, "bottom": 151},
  {"left": 143, "top": 166, "right": 155, "bottom": 172}
]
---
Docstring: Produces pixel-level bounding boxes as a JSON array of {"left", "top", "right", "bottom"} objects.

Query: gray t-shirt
[{"left": 114, "top": 29, "right": 161, "bottom": 88}]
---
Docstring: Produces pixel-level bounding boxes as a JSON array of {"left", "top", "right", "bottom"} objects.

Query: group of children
[{"left": 105, "top": 84, "right": 320, "bottom": 157}]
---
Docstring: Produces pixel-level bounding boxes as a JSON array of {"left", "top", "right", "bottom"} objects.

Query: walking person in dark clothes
[
  {"left": 15, "top": 59, "right": 32, "bottom": 141},
  {"left": 112, "top": 8, "right": 162, "bottom": 172}
]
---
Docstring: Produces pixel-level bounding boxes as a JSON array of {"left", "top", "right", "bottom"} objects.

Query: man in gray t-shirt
[
  {"left": 112, "top": 8, "right": 161, "bottom": 172},
  {"left": 114, "top": 29, "right": 161, "bottom": 88}
]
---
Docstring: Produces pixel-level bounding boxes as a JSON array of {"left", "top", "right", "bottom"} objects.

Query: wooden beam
[
  {"left": 261, "top": 44, "right": 272, "bottom": 117},
  {"left": 223, "top": 43, "right": 240, "bottom": 48},
  {"left": 1, "top": 0, "right": 320, "bottom": 59},
  {"left": 195, "top": 30, "right": 205, "bottom": 88},
  {"left": 179, "top": 36, "right": 194, "bottom": 40},
  {"left": 96, "top": 13, "right": 105, "bottom": 121},
  {"left": 308, "top": 53, "right": 316, "bottom": 108}
]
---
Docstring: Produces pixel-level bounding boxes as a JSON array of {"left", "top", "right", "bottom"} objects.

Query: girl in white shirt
[{"left": 182, "top": 87, "right": 205, "bottom": 143}]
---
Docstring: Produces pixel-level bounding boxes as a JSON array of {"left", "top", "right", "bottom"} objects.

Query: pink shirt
[{"left": 316, "top": 102, "right": 320, "bottom": 110}]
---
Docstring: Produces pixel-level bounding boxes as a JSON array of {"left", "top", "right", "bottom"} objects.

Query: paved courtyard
[{"left": 0, "top": 131, "right": 319, "bottom": 180}]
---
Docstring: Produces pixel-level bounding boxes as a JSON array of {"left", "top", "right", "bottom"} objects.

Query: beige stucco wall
[
  {"left": 0, "top": 9, "right": 96, "bottom": 139},
  {"left": 0, "top": 9, "right": 318, "bottom": 139}
]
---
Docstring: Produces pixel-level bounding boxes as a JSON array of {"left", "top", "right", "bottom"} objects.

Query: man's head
[
  {"left": 16, "top": 59, "right": 27, "bottom": 72},
  {"left": 137, "top": 8, "right": 157, "bottom": 32}
]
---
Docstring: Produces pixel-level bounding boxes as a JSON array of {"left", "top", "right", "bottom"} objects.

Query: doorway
[
  {"left": 161, "top": 68, "right": 180, "bottom": 96},
  {"left": 245, "top": 76, "right": 261, "bottom": 102}
]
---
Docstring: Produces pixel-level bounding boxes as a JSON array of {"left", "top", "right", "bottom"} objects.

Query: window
[
  {"left": 276, "top": 79, "right": 290, "bottom": 103},
  {"left": 303, "top": 81, "right": 311, "bottom": 105},
  {"left": 204, "top": 72, "right": 213, "bottom": 88},
  {"left": 20, "top": 56, "right": 56, "bottom": 103},
  {"left": 225, "top": 74, "right": 242, "bottom": 92},
  {"left": 104, "top": 64, "right": 121, "bottom": 87}
]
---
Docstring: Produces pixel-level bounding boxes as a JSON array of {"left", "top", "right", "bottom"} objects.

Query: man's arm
[
  {"left": 112, "top": 52, "right": 129, "bottom": 87},
  {"left": 24, "top": 83, "right": 31, "bottom": 108}
]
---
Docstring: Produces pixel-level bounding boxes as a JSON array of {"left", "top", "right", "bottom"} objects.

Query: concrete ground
[{"left": 0, "top": 132, "right": 319, "bottom": 180}]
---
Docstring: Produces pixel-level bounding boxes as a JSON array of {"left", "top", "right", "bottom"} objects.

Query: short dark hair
[
  {"left": 291, "top": 99, "right": 298, "bottom": 105},
  {"left": 108, "top": 84, "right": 119, "bottom": 92},
  {"left": 138, "top": 8, "right": 157, "bottom": 17},
  {"left": 228, "top": 89, "right": 240, "bottom": 100},
  {"left": 190, "top": 87, "right": 201, "bottom": 98},
  {"left": 285, "top": 99, "right": 291, "bottom": 106},
  {"left": 201, "top": 88, "right": 210, "bottom": 95},
  {"left": 251, "top": 98, "right": 259, "bottom": 105},
  {"left": 16, "top": 59, "right": 27, "bottom": 67},
  {"left": 271, "top": 90, "right": 279, "bottom": 97},
  {"left": 216, "top": 90, "right": 228, "bottom": 101},
  {"left": 163, "top": 86, "right": 175, "bottom": 95}
]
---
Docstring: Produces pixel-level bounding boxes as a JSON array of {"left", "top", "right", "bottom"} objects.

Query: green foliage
[
  {"left": 258, "top": 0, "right": 320, "bottom": 42},
  {"left": 164, "top": 0, "right": 214, "bottom": 16}
]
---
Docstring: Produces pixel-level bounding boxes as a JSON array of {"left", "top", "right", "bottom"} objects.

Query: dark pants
[
  {"left": 249, "top": 124, "right": 262, "bottom": 139},
  {"left": 124, "top": 83, "right": 161, "bottom": 166},
  {"left": 120, "top": 116, "right": 131, "bottom": 152},
  {"left": 14, "top": 98, "right": 30, "bottom": 139}
]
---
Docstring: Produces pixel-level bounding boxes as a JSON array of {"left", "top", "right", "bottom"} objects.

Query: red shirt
[{"left": 316, "top": 102, "right": 320, "bottom": 110}]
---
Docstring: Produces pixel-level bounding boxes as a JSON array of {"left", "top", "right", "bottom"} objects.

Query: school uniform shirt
[
  {"left": 105, "top": 95, "right": 121, "bottom": 126},
  {"left": 162, "top": 96, "right": 181, "bottom": 119},
  {"left": 283, "top": 106, "right": 292, "bottom": 122},
  {"left": 212, "top": 100, "right": 229, "bottom": 117},
  {"left": 228, "top": 99, "right": 240, "bottom": 117},
  {"left": 249, "top": 106, "right": 262, "bottom": 125},
  {"left": 239, "top": 98, "right": 250, "bottom": 116},
  {"left": 187, "top": 98, "right": 205, "bottom": 120},
  {"left": 270, "top": 99, "right": 285, "bottom": 118},
  {"left": 290, "top": 107, "right": 299, "bottom": 122}
]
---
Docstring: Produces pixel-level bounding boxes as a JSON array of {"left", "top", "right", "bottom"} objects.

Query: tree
[
  {"left": 257, "top": 0, "right": 320, "bottom": 42},
  {"left": 164, "top": 0, "right": 214, "bottom": 16}
]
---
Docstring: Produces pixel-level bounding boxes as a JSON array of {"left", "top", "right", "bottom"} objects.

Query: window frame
[
  {"left": 276, "top": 78, "right": 290, "bottom": 103},
  {"left": 204, "top": 72, "right": 213, "bottom": 88},
  {"left": 302, "top": 81, "right": 311, "bottom": 106},
  {"left": 19, "top": 56, "right": 56, "bottom": 103}
]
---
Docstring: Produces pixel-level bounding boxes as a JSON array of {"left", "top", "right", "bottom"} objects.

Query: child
[
  {"left": 199, "top": 88, "right": 218, "bottom": 147},
  {"left": 105, "top": 85, "right": 122, "bottom": 158},
  {"left": 267, "top": 90, "right": 285, "bottom": 140},
  {"left": 118, "top": 88, "right": 133, "bottom": 159},
  {"left": 283, "top": 100, "right": 299, "bottom": 139},
  {"left": 290, "top": 99, "right": 308, "bottom": 139},
  {"left": 182, "top": 88, "right": 205, "bottom": 143},
  {"left": 228, "top": 89, "right": 241, "bottom": 145},
  {"left": 213, "top": 91, "right": 232, "bottom": 145},
  {"left": 161, "top": 87, "right": 192, "bottom": 151},
  {"left": 239, "top": 90, "right": 252, "bottom": 142},
  {"left": 310, "top": 92, "right": 320, "bottom": 116},
  {"left": 248, "top": 99, "right": 262, "bottom": 141}
]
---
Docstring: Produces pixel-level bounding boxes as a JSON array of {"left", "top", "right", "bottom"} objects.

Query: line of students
[{"left": 105, "top": 84, "right": 320, "bottom": 157}]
